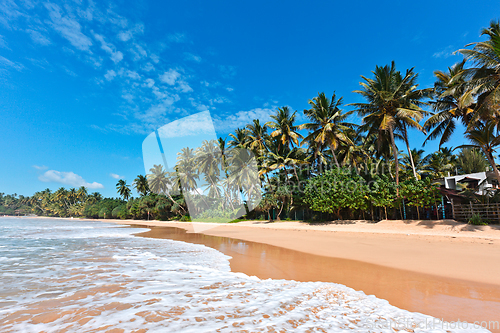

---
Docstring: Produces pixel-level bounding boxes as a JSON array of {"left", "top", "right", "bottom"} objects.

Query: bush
[
  {"left": 468, "top": 213, "right": 488, "bottom": 225},
  {"left": 99, "top": 207, "right": 112, "bottom": 219},
  {"left": 179, "top": 215, "right": 191, "bottom": 222}
]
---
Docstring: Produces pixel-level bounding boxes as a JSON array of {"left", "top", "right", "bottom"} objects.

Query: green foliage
[
  {"left": 400, "top": 178, "right": 441, "bottom": 209},
  {"left": 304, "top": 167, "right": 368, "bottom": 217},
  {"left": 456, "top": 148, "right": 489, "bottom": 174},
  {"left": 367, "top": 175, "right": 399, "bottom": 210},
  {"left": 468, "top": 213, "right": 488, "bottom": 225}
]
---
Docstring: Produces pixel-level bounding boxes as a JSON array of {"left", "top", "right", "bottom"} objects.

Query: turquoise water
[{"left": 0, "top": 217, "right": 490, "bottom": 332}]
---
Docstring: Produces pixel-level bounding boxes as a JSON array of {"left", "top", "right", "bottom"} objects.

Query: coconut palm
[
  {"left": 400, "top": 149, "right": 430, "bottom": 179},
  {"left": 456, "top": 148, "right": 489, "bottom": 174},
  {"left": 147, "top": 164, "right": 186, "bottom": 214},
  {"left": 195, "top": 140, "right": 223, "bottom": 198},
  {"left": 116, "top": 179, "right": 132, "bottom": 200},
  {"left": 176, "top": 147, "right": 199, "bottom": 193},
  {"left": 133, "top": 175, "right": 150, "bottom": 197},
  {"left": 456, "top": 121, "right": 500, "bottom": 184},
  {"left": 246, "top": 119, "right": 269, "bottom": 158},
  {"left": 300, "top": 92, "right": 355, "bottom": 168},
  {"left": 76, "top": 186, "right": 88, "bottom": 201},
  {"left": 457, "top": 20, "right": 500, "bottom": 126},
  {"left": 426, "top": 147, "right": 457, "bottom": 178},
  {"left": 350, "top": 61, "right": 430, "bottom": 188},
  {"left": 266, "top": 106, "right": 303, "bottom": 150},
  {"left": 423, "top": 60, "right": 473, "bottom": 147},
  {"left": 228, "top": 128, "right": 250, "bottom": 149}
]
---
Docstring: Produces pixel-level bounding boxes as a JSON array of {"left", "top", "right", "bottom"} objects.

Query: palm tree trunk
[
  {"left": 484, "top": 150, "right": 500, "bottom": 186},
  {"left": 329, "top": 144, "right": 340, "bottom": 168},
  {"left": 403, "top": 124, "right": 418, "bottom": 180},
  {"left": 389, "top": 127, "right": 400, "bottom": 196}
]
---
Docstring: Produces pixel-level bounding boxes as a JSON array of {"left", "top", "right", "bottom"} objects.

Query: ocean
[{"left": 0, "top": 217, "right": 490, "bottom": 332}]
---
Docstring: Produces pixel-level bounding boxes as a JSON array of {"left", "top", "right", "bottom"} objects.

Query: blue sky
[{"left": 0, "top": 0, "right": 499, "bottom": 198}]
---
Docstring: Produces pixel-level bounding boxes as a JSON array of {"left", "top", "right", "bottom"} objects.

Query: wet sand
[{"left": 121, "top": 221, "right": 500, "bottom": 331}]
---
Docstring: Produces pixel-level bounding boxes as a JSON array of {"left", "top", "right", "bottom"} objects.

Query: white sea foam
[{"left": 0, "top": 217, "right": 492, "bottom": 332}]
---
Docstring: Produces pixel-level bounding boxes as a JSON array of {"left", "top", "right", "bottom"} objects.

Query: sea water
[{"left": 0, "top": 217, "right": 491, "bottom": 332}]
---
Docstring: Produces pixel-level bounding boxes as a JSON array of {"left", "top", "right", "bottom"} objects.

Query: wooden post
[{"left": 451, "top": 199, "right": 455, "bottom": 220}]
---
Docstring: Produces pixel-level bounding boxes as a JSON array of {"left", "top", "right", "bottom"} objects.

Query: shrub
[
  {"left": 468, "top": 213, "right": 488, "bottom": 225},
  {"left": 179, "top": 215, "right": 191, "bottom": 222}
]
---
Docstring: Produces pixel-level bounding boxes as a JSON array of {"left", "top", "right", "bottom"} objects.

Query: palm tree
[
  {"left": 456, "top": 148, "right": 489, "bottom": 174},
  {"left": 300, "top": 92, "right": 355, "bottom": 168},
  {"left": 228, "top": 128, "right": 250, "bottom": 149},
  {"left": 147, "top": 164, "right": 186, "bottom": 214},
  {"left": 176, "top": 147, "right": 199, "bottom": 193},
  {"left": 116, "top": 179, "right": 132, "bottom": 200},
  {"left": 457, "top": 121, "right": 500, "bottom": 184},
  {"left": 133, "top": 175, "right": 150, "bottom": 196},
  {"left": 195, "top": 140, "right": 222, "bottom": 198},
  {"left": 246, "top": 119, "right": 269, "bottom": 158},
  {"left": 424, "top": 60, "right": 473, "bottom": 147},
  {"left": 426, "top": 147, "right": 456, "bottom": 178},
  {"left": 350, "top": 61, "right": 430, "bottom": 188},
  {"left": 457, "top": 20, "right": 500, "bottom": 126},
  {"left": 400, "top": 149, "right": 430, "bottom": 179},
  {"left": 266, "top": 106, "right": 303, "bottom": 150},
  {"left": 76, "top": 186, "right": 88, "bottom": 201}
]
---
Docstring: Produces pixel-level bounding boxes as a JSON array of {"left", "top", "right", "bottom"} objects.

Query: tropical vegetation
[{"left": 5, "top": 20, "right": 500, "bottom": 224}]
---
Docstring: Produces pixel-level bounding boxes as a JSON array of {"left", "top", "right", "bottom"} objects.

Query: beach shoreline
[
  {"left": 16, "top": 216, "right": 500, "bottom": 285},
  {"left": 6, "top": 216, "right": 500, "bottom": 331}
]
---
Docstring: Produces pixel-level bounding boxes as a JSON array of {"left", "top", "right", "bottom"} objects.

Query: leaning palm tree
[
  {"left": 423, "top": 60, "right": 473, "bottom": 147},
  {"left": 456, "top": 121, "right": 500, "bottom": 184},
  {"left": 457, "top": 20, "right": 500, "bottom": 127},
  {"left": 400, "top": 149, "right": 430, "bottom": 179},
  {"left": 266, "top": 106, "right": 303, "bottom": 150},
  {"left": 299, "top": 92, "right": 355, "bottom": 168},
  {"left": 350, "top": 61, "right": 431, "bottom": 187},
  {"left": 116, "top": 179, "right": 132, "bottom": 200}
]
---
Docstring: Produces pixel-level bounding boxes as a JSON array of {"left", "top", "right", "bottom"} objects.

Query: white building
[{"left": 440, "top": 171, "right": 498, "bottom": 195}]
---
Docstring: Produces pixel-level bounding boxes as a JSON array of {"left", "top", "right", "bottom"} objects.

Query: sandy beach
[
  {"left": 111, "top": 219, "right": 500, "bottom": 285},
  {"left": 104, "top": 218, "right": 500, "bottom": 330}
]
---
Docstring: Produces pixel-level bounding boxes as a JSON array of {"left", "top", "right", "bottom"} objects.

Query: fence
[{"left": 452, "top": 203, "right": 500, "bottom": 224}]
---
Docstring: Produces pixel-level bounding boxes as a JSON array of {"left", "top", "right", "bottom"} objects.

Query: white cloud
[
  {"left": 178, "top": 81, "right": 193, "bottom": 93},
  {"left": 433, "top": 45, "right": 456, "bottom": 59},
  {"left": 142, "top": 62, "right": 155, "bottom": 72},
  {"left": 156, "top": 111, "right": 215, "bottom": 139},
  {"left": 26, "top": 29, "right": 51, "bottom": 45},
  {"left": 44, "top": 2, "right": 93, "bottom": 51},
  {"left": 0, "top": 55, "right": 24, "bottom": 71},
  {"left": 159, "top": 69, "right": 181, "bottom": 85},
  {"left": 109, "top": 173, "right": 123, "bottom": 179},
  {"left": 144, "top": 78, "right": 155, "bottom": 87},
  {"left": 104, "top": 69, "right": 116, "bottom": 81},
  {"left": 33, "top": 165, "right": 48, "bottom": 170},
  {"left": 0, "top": 34, "right": 7, "bottom": 48},
  {"left": 93, "top": 33, "right": 123, "bottom": 63},
  {"left": 117, "top": 23, "right": 144, "bottom": 42},
  {"left": 214, "top": 107, "right": 276, "bottom": 131},
  {"left": 167, "top": 32, "right": 187, "bottom": 43},
  {"left": 39, "top": 170, "right": 104, "bottom": 189},
  {"left": 184, "top": 52, "right": 201, "bottom": 63}
]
